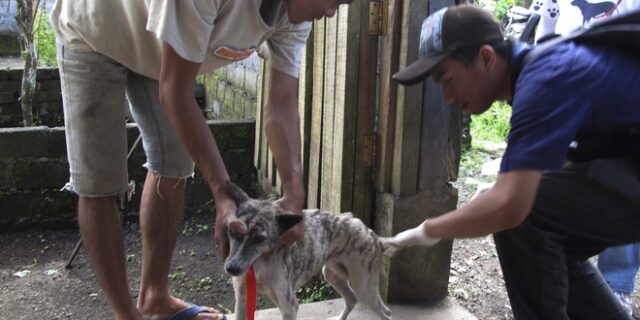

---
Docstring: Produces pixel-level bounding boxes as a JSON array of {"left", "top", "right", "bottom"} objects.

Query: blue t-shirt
[{"left": 500, "top": 42, "right": 640, "bottom": 172}]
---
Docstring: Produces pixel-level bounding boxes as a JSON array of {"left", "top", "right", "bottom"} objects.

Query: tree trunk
[{"left": 15, "top": 0, "right": 41, "bottom": 127}]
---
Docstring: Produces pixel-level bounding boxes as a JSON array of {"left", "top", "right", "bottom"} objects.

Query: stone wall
[
  {"left": 0, "top": 120, "right": 256, "bottom": 228},
  {"left": 0, "top": 0, "right": 20, "bottom": 56},
  {"left": 1, "top": 59, "right": 260, "bottom": 128},
  {"left": 199, "top": 54, "right": 260, "bottom": 121},
  {"left": 0, "top": 68, "right": 62, "bottom": 127}
]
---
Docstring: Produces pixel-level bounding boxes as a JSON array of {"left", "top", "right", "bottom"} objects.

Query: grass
[
  {"left": 470, "top": 101, "right": 511, "bottom": 144},
  {"left": 460, "top": 101, "right": 511, "bottom": 180}
]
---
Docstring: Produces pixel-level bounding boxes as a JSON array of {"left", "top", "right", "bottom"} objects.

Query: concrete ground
[{"left": 227, "top": 297, "right": 477, "bottom": 320}]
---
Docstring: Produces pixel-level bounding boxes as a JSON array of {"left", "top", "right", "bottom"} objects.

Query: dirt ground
[{"left": 1, "top": 148, "right": 639, "bottom": 319}]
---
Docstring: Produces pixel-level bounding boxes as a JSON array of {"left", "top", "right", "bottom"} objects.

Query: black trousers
[{"left": 494, "top": 158, "right": 640, "bottom": 320}]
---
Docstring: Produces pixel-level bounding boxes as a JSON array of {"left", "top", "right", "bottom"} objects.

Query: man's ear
[
  {"left": 478, "top": 45, "right": 497, "bottom": 70},
  {"left": 276, "top": 214, "right": 303, "bottom": 233},
  {"left": 226, "top": 181, "right": 250, "bottom": 205}
]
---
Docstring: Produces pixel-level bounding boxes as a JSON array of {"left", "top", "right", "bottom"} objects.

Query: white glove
[{"left": 382, "top": 222, "right": 441, "bottom": 256}]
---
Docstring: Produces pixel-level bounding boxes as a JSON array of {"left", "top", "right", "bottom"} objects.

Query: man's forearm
[
  {"left": 264, "top": 100, "right": 304, "bottom": 205},
  {"left": 427, "top": 170, "right": 542, "bottom": 239},
  {"left": 159, "top": 44, "right": 230, "bottom": 199}
]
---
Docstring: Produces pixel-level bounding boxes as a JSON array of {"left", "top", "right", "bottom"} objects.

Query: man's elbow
[{"left": 499, "top": 201, "right": 531, "bottom": 229}]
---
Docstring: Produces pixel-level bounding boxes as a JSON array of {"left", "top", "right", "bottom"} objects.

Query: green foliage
[
  {"left": 459, "top": 144, "right": 504, "bottom": 179},
  {"left": 478, "top": 0, "right": 530, "bottom": 19},
  {"left": 296, "top": 275, "right": 338, "bottom": 304},
  {"left": 34, "top": 8, "right": 57, "bottom": 67},
  {"left": 198, "top": 276, "right": 214, "bottom": 291},
  {"left": 470, "top": 101, "right": 511, "bottom": 143},
  {"left": 493, "top": 0, "right": 521, "bottom": 19},
  {"left": 182, "top": 220, "right": 210, "bottom": 236},
  {"left": 169, "top": 271, "right": 188, "bottom": 284},
  {"left": 460, "top": 147, "right": 487, "bottom": 177}
]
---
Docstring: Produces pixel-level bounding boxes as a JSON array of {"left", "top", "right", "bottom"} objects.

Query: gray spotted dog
[{"left": 223, "top": 181, "right": 394, "bottom": 320}]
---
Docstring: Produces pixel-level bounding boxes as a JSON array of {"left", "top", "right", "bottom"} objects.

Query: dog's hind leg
[
  {"left": 349, "top": 269, "right": 392, "bottom": 320},
  {"left": 232, "top": 275, "right": 248, "bottom": 320},
  {"left": 323, "top": 265, "right": 357, "bottom": 320}
]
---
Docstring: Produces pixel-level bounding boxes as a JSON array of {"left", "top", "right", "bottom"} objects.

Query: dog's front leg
[
  {"left": 271, "top": 282, "right": 298, "bottom": 320},
  {"left": 232, "top": 275, "right": 248, "bottom": 320}
]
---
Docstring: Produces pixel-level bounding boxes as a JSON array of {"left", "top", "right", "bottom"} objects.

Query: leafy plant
[
  {"left": 34, "top": 7, "right": 56, "bottom": 67},
  {"left": 296, "top": 275, "right": 338, "bottom": 304},
  {"left": 478, "top": 0, "right": 530, "bottom": 20},
  {"left": 470, "top": 101, "right": 511, "bottom": 143},
  {"left": 493, "top": 0, "right": 521, "bottom": 19}
]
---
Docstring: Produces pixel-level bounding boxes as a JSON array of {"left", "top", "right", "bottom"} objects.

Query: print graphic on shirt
[
  {"left": 214, "top": 46, "right": 257, "bottom": 61},
  {"left": 571, "top": 0, "right": 621, "bottom": 24},
  {"left": 533, "top": 0, "right": 544, "bottom": 10}
]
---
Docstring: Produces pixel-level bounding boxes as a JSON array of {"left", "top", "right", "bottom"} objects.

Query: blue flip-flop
[{"left": 167, "top": 303, "right": 226, "bottom": 320}]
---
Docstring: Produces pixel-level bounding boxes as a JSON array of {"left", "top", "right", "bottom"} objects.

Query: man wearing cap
[{"left": 386, "top": 4, "right": 640, "bottom": 319}]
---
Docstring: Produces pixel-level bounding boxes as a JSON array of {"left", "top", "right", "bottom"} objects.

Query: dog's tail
[{"left": 379, "top": 237, "right": 403, "bottom": 257}]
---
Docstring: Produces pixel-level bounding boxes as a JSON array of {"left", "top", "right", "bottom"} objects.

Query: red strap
[{"left": 246, "top": 265, "right": 257, "bottom": 320}]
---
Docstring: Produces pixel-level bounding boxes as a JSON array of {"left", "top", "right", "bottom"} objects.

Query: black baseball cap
[{"left": 393, "top": 5, "right": 504, "bottom": 86}]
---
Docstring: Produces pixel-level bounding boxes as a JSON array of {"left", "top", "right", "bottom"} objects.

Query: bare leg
[
  {"left": 78, "top": 196, "right": 140, "bottom": 320},
  {"left": 136, "top": 172, "right": 222, "bottom": 319}
]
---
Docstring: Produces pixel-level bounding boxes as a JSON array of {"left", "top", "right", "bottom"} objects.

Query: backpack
[
  {"left": 514, "top": 9, "right": 640, "bottom": 162},
  {"left": 517, "top": 8, "right": 640, "bottom": 71}
]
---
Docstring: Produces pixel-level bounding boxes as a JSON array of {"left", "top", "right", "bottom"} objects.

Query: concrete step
[{"left": 227, "top": 297, "right": 477, "bottom": 320}]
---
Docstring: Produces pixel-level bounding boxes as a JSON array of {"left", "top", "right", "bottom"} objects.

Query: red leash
[{"left": 246, "top": 265, "right": 257, "bottom": 320}]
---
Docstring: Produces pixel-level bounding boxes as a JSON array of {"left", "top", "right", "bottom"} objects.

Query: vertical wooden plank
[
  {"left": 299, "top": 32, "right": 314, "bottom": 205},
  {"left": 331, "top": 7, "right": 348, "bottom": 213},
  {"left": 306, "top": 19, "right": 326, "bottom": 209},
  {"left": 418, "top": 80, "right": 462, "bottom": 189},
  {"left": 416, "top": 0, "right": 460, "bottom": 191},
  {"left": 376, "top": 0, "right": 403, "bottom": 193},
  {"left": 447, "top": 107, "right": 463, "bottom": 182},
  {"left": 390, "top": 0, "right": 428, "bottom": 196},
  {"left": 320, "top": 14, "right": 338, "bottom": 211},
  {"left": 333, "top": 5, "right": 359, "bottom": 214},
  {"left": 351, "top": 0, "right": 378, "bottom": 225},
  {"left": 254, "top": 58, "right": 267, "bottom": 183}
]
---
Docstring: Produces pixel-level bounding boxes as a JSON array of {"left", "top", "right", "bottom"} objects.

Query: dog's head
[{"left": 223, "top": 181, "right": 303, "bottom": 276}]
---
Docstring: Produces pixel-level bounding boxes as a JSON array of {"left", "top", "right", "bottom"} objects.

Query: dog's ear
[
  {"left": 276, "top": 214, "right": 303, "bottom": 232},
  {"left": 226, "top": 181, "right": 250, "bottom": 205}
]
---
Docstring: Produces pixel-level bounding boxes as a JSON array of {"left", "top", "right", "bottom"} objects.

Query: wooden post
[{"left": 376, "top": 0, "right": 460, "bottom": 304}]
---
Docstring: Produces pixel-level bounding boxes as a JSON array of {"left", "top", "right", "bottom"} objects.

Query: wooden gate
[
  {"left": 254, "top": 0, "right": 463, "bottom": 302},
  {"left": 255, "top": 1, "right": 379, "bottom": 224}
]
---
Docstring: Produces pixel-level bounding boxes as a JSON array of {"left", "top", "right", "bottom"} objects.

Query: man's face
[
  {"left": 286, "top": 0, "right": 354, "bottom": 23},
  {"left": 430, "top": 55, "right": 498, "bottom": 115}
]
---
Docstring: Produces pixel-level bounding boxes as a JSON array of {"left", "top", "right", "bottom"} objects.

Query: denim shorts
[{"left": 57, "top": 44, "right": 194, "bottom": 197}]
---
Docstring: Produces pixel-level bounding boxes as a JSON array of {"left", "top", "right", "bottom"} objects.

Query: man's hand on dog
[
  {"left": 275, "top": 196, "right": 304, "bottom": 245},
  {"left": 214, "top": 198, "right": 247, "bottom": 259},
  {"left": 382, "top": 221, "right": 441, "bottom": 256}
]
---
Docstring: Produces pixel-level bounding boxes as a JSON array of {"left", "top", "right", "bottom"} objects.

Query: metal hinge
[
  {"left": 369, "top": 0, "right": 388, "bottom": 36},
  {"left": 363, "top": 134, "right": 377, "bottom": 167}
]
